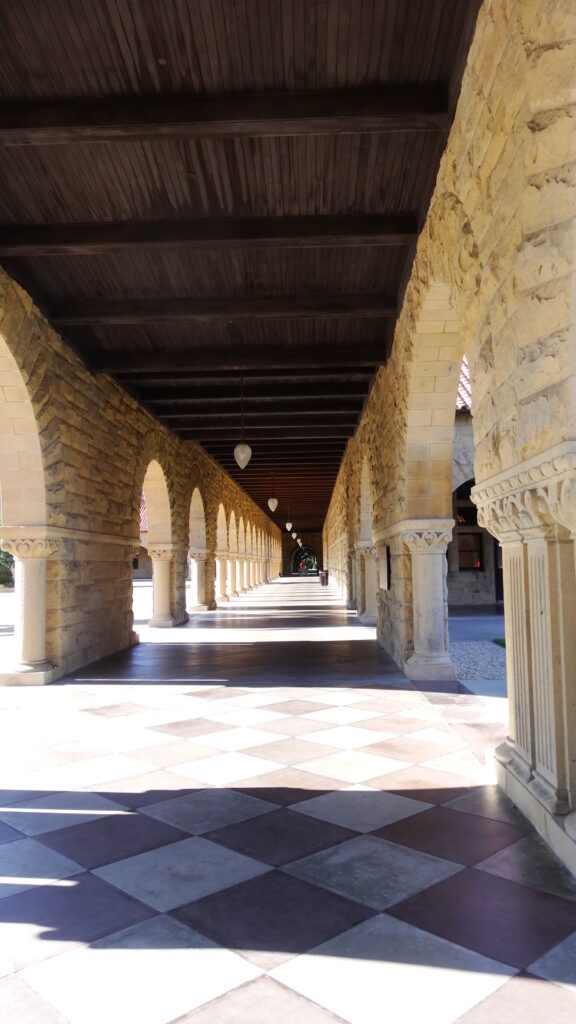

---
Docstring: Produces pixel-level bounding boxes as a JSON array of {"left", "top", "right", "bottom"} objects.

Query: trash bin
[{"left": 319, "top": 570, "right": 329, "bottom": 586}]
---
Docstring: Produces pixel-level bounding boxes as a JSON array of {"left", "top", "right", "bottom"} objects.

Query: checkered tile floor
[{"left": 1, "top": 581, "right": 575, "bottom": 1023}]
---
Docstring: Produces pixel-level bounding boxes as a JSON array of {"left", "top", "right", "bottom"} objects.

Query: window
[{"left": 458, "top": 532, "right": 483, "bottom": 571}]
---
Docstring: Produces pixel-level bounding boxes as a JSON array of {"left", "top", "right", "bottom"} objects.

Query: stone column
[
  {"left": 229, "top": 558, "right": 238, "bottom": 597},
  {"left": 1, "top": 535, "right": 60, "bottom": 676},
  {"left": 473, "top": 445, "right": 576, "bottom": 875},
  {"left": 356, "top": 544, "right": 378, "bottom": 624},
  {"left": 402, "top": 521, "right": 456, "bottom": 681},
  {"left": 216, "top": 556, "right": 229, "bottom": 602},
  {"left": 347, "top": 551, "right": 357, "bottom": 609},
  {"left": 188, "top": 550, "right": 207, "bottom": 609},
  {"left": 148, "top": 546, "right": 175, "bottom": 626}
]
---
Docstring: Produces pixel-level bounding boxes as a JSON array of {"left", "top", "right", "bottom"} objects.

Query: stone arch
[
  {"left": 216, "top": 503, "right": 228, "bottom": 554},
  {"left": 187, "top": 486, "right": 207, "bottom": 609},
  {"left": 141, "top": 459, "right": 172, "bottom": 546},
  {"left": 0, "top": 337, "right": 46, "bottom": 530},
  {"left": 229, "top": 511, "right": 238, "bottom": 554},
  {"left": 359, "top": 456, "right": 375, "bottom": 544},
  {"left": 0, "top": 334, "right": 51, "bottom": 678},
  {"left": 188, "top": 486, "right": 207, "bottom": 554}
]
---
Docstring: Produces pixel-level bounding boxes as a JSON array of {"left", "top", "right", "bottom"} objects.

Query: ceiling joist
[
  {"left": 53, "top": 294, "right": 397, "bottom": 327},
  {"left": 0, "top": 87, "right": 449, "bottom": 146},
  {"left": 0, "top": 215, "right": 417, "bottom": 257}
]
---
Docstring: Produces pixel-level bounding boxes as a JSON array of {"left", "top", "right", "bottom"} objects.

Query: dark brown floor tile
[
  {"left": 361, "top": 736, "right": 464, "bottom": 763},
  {"left": 370, "top": 765, "right": 474, "bottom": 803},
  {"left": 257, "top": 717, "right": 335, "bottom": 737},
  {"left": 374, "top": 806, "right": 529, "bottom": 865},
  {"left": 478, "top": 833, "right": 576, "bottom": 902},
  {"left": 149, "top": 719, "right": 235, "bottom": 739},
  {"left": 84, "top": 703, "right": 149, "bottom": 717},
  {"left": 243, "top": 738, "right": 340, "bottom": 765},
  {"left": 189, "top": 688, "right": 249, "bottom": 701},
  {"left": 264, "top": 700, "right": 333, "bottom": 716},
  {"left": 445, "top": 784, "right": 530, "bottom": 826},
  {"left": 172, "top": 870, "right": 375, "bottom": 969},
  {"left": 390, "top": 868, "right": 576, "bottom": 968},
  {"left": 179, "top": 975, "right": 349, "bottom": 1023},
  {"left": 205, "top": 807, "right": 357, "bottom": 866},
  {"left": 354, "top": 715, "right": 434, "bottom": 735},
  {"left": 38, "top": 811, "right": 188, "bottom": 868},
  {"left": 233, "top": 766, "right": 346, "bottom": 805},
  {"left": 454, "top": 971, "right": 576, "bottom": 1023}
]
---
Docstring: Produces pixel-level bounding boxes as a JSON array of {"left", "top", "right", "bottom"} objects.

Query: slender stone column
[
  {"left": 356, "top": 543, "right": 377, "bottom": 624},
  {"left": 1, "top": 536, "right": 59, "bottom": 670},
  {"left": 216, "top": 556, "right": 229, "bottom": 601},
  {"left": 229, "top": 558, "right": 238, "bottom": 597},
  {"left": 148, "top": 546, "right": 174, "bottom": 626},
  {"left": 347, "top": 552, "right": 357, "bottom": 609},
  {"left": 402, "top": 521, "right": 456, "bottom": 681},
  {"left": 188, "top": 549, "right": 207, "bottom": 609}
]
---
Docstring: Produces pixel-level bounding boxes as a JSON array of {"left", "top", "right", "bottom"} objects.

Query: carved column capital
[
  {"left": 403, "top": 528, "right": 452, "bottom": 554},
  {"left": 0, "top": 535, "right": 60, "bottom": 559},
  {"left": 148, "top": 545, "right": 173, "bottom": 561},
  {"left": 355, "top": 542, "right": 376, "bottom": 559},
  {"left": 473, "top": 443, "right": 576, "bottom": 541},
  {"left": 189, "top": 549, "right": 207, "bottom": 561}
]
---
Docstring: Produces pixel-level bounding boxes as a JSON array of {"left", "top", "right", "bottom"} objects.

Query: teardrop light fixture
[
  {"left": 291, "top": 531, "right": 297, "bottom": 539},
  {"left": 233, "top": 375, "right": 252, "bottom": 469},
  {"left": 234, "top": 443, "right": 252, "bottom": 470},
  {"left": 285, "top": 521, "right": 292, "bottom": 532},
  {"left": 267, "top": 497, "right": 278, "bottom": 512}
]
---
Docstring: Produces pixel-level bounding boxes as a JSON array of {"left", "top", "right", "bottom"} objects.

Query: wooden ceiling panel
[
  {"left": 0, "top": 0, "right": 481, "bottom": 531},
  {"left": 0, "top": 1, "right": 479, "bottom": 101}
]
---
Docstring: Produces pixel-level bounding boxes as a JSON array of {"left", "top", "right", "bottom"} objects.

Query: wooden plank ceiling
[{"left": 0, "top": 0, "right": 480, "bottom": 534}]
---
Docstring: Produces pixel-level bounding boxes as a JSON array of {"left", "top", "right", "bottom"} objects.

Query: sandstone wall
[
  {"left": 0, "top": 271, "right": 280, "bottom": 672},
  {"left": 324, "top": 0, "right": 575, "bottom": 663}
]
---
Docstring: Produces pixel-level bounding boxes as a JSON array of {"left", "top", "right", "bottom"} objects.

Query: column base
[
  {"left": 359, "top": 611, "right": 377, "bottom": 625},
  {"left": 495, "top": 743, "right": 576, "bottom": 877},
  {"left": 218, "top": 594, "right": 230, "bottom": 603},
  {"left": 187, "top": 604, "right": 208, "bottom": 613},
  {"left": 404, "top": 654, "right": 457, "bottom": 681},
  {"left": 0, "top": 662, "right": 64, "bottom": 686},
  {"left": 148, "top": 612, "right": 188, "bottom": 628}
]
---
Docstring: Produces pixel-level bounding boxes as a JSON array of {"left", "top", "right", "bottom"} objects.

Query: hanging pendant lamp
[
  {"left": 291, "top": 531, "right": 297, "bottom": 539},
  {"left": 267, "top": 497, "right": 278, "bottom": 512},
  {"left": 285, "top": 521, "right": 292, "bottom": 532},
  {"left": 233, "top": 375, "right": 252, "bottom": 469}
]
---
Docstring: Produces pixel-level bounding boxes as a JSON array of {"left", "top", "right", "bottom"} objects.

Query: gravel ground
[{"left": 449, "top": 640, "right": 507, "bottom": 680}]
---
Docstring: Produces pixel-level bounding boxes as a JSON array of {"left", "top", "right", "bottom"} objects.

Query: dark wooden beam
[
  {"left": 94, "top": 346, "right": 389, "bottom": 373},
  {"left": 155, "top": 405, "right": 362, "bottom": 420},
  {"left": 177, "top": 425, "right": 352, "bottom": 439},
  {"left": 139, "top": 382, "right": 367, "bottom": 403},
  {"left": 53, "top": 294, "right": 397, "bottom": 327},
  {"left": 116, "top": 367, "right": 376, "bottom": 382},
  {"left": 0, "top": 215, "right": 417, "bottom": 257},
  {"left": 0, "top": 87, "right": 448, "bottom": 146}
]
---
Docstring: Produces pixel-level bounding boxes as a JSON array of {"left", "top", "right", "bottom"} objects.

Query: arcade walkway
[{"left": 1, "top": 581, "right": 575, "bottom": 1023}]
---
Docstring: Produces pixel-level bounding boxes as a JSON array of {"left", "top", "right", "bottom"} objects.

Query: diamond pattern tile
[{"left": 0, "top": 580, "right": 572, "bottom": 1022}]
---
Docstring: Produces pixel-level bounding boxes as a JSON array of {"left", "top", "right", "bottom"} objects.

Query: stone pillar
[
  {"left": 148, "top": 546, "right": 175, "bottom": 627},
  {"left": 474, "top": 445, "right": 576, "bottom": 875},
  {"left": 402, "top": 521, "right": 456, "bottom": 681},
  {"left": 216, "top": 556, "right": 229, "bottom": 602},
  {"left": 355, "top": 554, "right": 365, "bottom": 615},
  {"left": 188, "top": 550, "right": 207, "bottom": 609},
  {"left": 1, "top": 535, "right": 60, "bottom": 680},
  {"left": 347, "top": 552, "right": 357, "bottom": 609},
  {"left": 229, "top": 558, "right": 238, "bottom": 597},
  {"left": 356, "top": 544, "right": 378, "bottom": 624}
]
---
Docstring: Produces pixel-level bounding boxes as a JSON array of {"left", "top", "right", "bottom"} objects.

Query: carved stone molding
[
  {"left": 189, "top": 549, "right": 208, "bottom": 561},
  {"left": 355, "top": 542, "right": 376, "bottom": 558},
  {"left": 148, "top": 546, "right": 173, "bottom": 561},
  {"left": 473, "top": 442, "right": 576, "bottom": 540},
  {"left": 0, "top": 536, "right": 60, "bottom": 559},
  {"left": 403, "top": 529, "right": 452, "bottom": 554}
]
